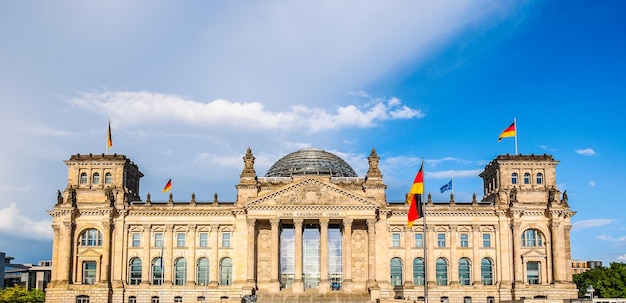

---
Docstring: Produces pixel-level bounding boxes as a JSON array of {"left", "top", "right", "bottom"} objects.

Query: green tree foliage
[
  {"left": 573, "top": 262, "right": 626, "bottom": 298},
  {"left": 0, "top": 286, "right": 45, "bottom": 303}
]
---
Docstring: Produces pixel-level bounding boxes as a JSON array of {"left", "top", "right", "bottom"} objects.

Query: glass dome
[{"left": 265, "top": 148, "right": 358, "bottom": 178}]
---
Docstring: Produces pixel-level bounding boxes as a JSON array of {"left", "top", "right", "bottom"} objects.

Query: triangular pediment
[
  {"left": 248, "top": 178, "right": 376, "bottom": 208},
  {"left": 78, "top": 248, "right": 102, "bottom": 259},
  {"left": 521, "top": 249, "right": 547, "bottom": 259}
]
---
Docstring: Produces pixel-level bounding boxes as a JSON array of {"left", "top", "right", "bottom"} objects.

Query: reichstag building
[{"left": 46, "top": 148, "right": 578, "bottom": 303}]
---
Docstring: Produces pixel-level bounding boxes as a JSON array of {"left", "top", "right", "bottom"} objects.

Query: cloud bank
[{"left": 0, "top": 202, "right": 53, "bottom": 241}]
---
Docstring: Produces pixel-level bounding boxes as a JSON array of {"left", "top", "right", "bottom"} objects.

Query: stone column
[
  {"left": 292, "top": 218, "right": 304, "bottom": 293},
  {"left": 164, "top": 224, "right": 174, "bottom": 285},
  {"left": 550, "top": 221, "right": 561, "bottom": 283},
  {"left": 342, "top": 218, "right": 353, "bottom": 291},
  {"left": 472, "top": 224, "right": 482, "bottom": 285},
  {"left": 188, "top": 224, "right": 197, "bottom": 285},
  {"left": 496, "top": 211, "right": 510, "bottom": 287},
  {"left": 269, "top": 219, "right": 280, "bottom": 292},
  {"left": 141, "top": 224, "right": 151, "bottom": 284},
  {"left": 366, "top": 218, "right": 378, "bottom": 289},
  {"left": 246, "top": 219, "right": 256, "bottom": 287},
  {"left": 319, "top": 218, "right": 330, "bottom": 293},
  {"left": 449, "top": 225, "right": 458, "bottom": 286},
  {"left": 426, "top": 224, "right": 436, "bottom": 287},
  {"left": 404, "top": 225, "right": 413, "bottom": 287},
  {"left": 50, "top": 225, "right": 61, "bottom": 284},
  {"left": 100, "top": 220, "right": 112, "bottom": 283},
  {"left": 512, "top": 221, "right": 523, "bottom": 286},
  {"left": 210, "top": 224, "right": 219, "bottom": 287},
  {"left": 59, "top": 221, "right": 73, "bottom": 284}
]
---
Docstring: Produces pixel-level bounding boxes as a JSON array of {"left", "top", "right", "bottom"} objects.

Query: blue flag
[{"left": 440, "top": 179, "right": 452, "bottom": 193}]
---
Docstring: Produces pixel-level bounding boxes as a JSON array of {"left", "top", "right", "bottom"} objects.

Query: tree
[
  {"left": 0, "top": 286, "right": 45, "bottom": 303},
  {"left": 573, "top": 262, "right": 626, "bottom": 298}
]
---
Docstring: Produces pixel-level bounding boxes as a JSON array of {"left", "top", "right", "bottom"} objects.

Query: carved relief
[
  {"left": 351, "top": 229, "right": 368, "bottom": 282},
  {"left": 256, "top": 228, "right": 272, "bottom": 280}
]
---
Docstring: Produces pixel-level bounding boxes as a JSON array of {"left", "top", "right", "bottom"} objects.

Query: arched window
[
  {"left": 80, "top": 229, "right": 102, "bottom": 246},
  {"left": 197, "top": 258, "right": 210, "bottom": 286},
  {"left": 523, "top": 173, "right": 530, "bottom": 184},
  {"left": 76, "top": 295, "right": 90, "bottom": 303},
  {"left": 522, "top": 229, "right": 543, "bottom": 247},
  {"left": 219, "top": 257, "right": 232, "bottom": 286},
  {"left": 152, "top": 258, "right": 163, "bottom": 285},
  {"left": 129, "top": 258, "right": 142, "bottom": 285},
  {"left": 458, "top": 258, "right": 471, "bottom": 286},
  {"left": 174, "top": 296, "right": 183, "bottom": 303},
  {"left": 413, "top": 257, "right": 425, "bottom": 286},
  {"left": 511, "top": 173, "right": 518, "bottom": 185},
  {"left": 105, "top": 172, "right": 113, "bottom": 184},
  {"left": 536, "top": 173, "right": 543, "bottom": 185},
  {"left": 92, "top": 172, "right": 100, "bottom": 184},
  {"left": 174, "top": 258, "right": 187, "bottom": 285},
  {"left": 128, "top": 296, "right": 137, "bottom": 303},
  {"left": 481, "top": 258, "right": 494, "bottom": 285},
  {"left": 150, "top": 296, "right": 160, "bottom": 303},
  {"left": 80, "top": 172, "right": 88, "bottom": 184},
  {"left": 436, "top": 258, "right": 448, "bottom": 286},
  {"left": 390, "top": 257, "right": 403, "bottom": 287}
]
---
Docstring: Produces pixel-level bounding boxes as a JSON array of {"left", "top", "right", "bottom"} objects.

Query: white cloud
[
  {"left": 0, "top": 202, "right": 52, "bottom": 241},
  {"left": 589, "top": 181, "right": 596, "bottom": 187},
  {"left": 597, "top": 234, "right": 626, "bottom": 243},
  {"left": 68, "top": 91, "right": 423, "bottom": 133},
  {"left": 428, "top": 169, "right": 484, "bottom": 179},
  {"left": 618, "top": 254, "right": 626, "bottom": 262},
  {"left": 572, "top": 219, "right": 614, "bottom": 231},
  {"left": 575, "top": 148, "right": 596, "bottom": 156}
]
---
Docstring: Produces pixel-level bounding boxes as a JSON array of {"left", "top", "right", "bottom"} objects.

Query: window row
[
  {"left": 392, "top": 232, "right": 492, "bottom": 248},
  {"left": 390, "top": 257, "right": 494, "bottom": 287},
  {"left": 126, "top": 257, "right": 232, "bottom": 286},
  {"left": 511, "top": 172, "right": 543, "bottom": 185},
  {"left": 79, "top": 172, "right": 113, "bottom": 185},
  {"left": 129, "top": 231, "right": 231, "bottom": 248}
]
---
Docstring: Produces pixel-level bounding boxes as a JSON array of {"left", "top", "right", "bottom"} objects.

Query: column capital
[
  {"left": 342, "top": 218, "right": 353, "bottom": 226},
  {"left": 62, "top": 221, "right": 73, "bottom": 229},
  {"left": 472, "top": 224, "right": 481, "bottom": 231},
  {"left": 293, "top": 218, "right": 304, "bottom": 226},
  {"left": 188, "top": 224, "right": 196, "bottom": 231},
  {"left": 247, "top": 218, "right": 256, "bottom": 227},
  {"left": 165, "top": 224, "right": 174, "bottom": 232},
  {"left": 211, "top": 224, "right": 220, "bottom": 232},
  {"left": 366, "top": 218, "right": 377, "bottom": 227},
  {"left": 319, "top": 218, "right": 329, "bottom": 226},
  {"left": 270, "top": 218, "right": 280, "bottom": 228}
]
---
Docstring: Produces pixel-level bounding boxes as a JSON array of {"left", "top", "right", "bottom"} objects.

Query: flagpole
[
  {"left": 422, "top": 198, "right": 428, "bottom": 303},
  {"left": 514, "top": 117, "right": 518, "bottom": 155}
]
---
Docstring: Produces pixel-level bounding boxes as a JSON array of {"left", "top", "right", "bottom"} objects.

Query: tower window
[
  {"left": 536, "top": 173, "right": 543, "bottom": 184},
  {"left": 199, "top": 232, "right": 208, "bottom": 247},
  {"left": 80, "top": 172, "right": 88, "bottom": 184},
  {"left": 460, "top": 233, "right": 469, "bottom": 247},
  {"left": 511, "top": 173, "right": 518, "bottom": 184},
  {"left": 524, "top": 173, "right": 530, "bottom": 184},
  {"left": 522, "top": 229, "right": 543, "bottom": 247},
  {"left": 392, "top": 233, "right": 401, "bottom": 247},
  {"left": 105, "top": 172, "right": 112, "bottom": 184},
  {"left": 80, "top": 229, "right": 102, "bottom": 246},
  {"left": 414, "top": 233, "right": 423, "bottom": 247},
  {"left": 437, "top": 233, "right": 446, "bottom": 248},
  {"left": 92, "top": 172, "right": 100, "bottom": 184},
  {"left": 222, "top": 232, "right": 231, "bottom": 247}
]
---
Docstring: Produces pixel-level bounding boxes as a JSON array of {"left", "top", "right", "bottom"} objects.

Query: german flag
[
  {"left": 498, "top": 121, "right": 516, "bottom": 142},
  {"left": 162, "top": 179, "right": 172, "bottom": 192},
  {"left": 407, "top": 163, "right": 424, "bottom": 227}
]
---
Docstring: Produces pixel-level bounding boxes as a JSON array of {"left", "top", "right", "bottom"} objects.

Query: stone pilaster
[
  {"left": 319, "top": 218, "right": 330, "bottom": 293},
  {"left": 342, "top": 218, "right": 353, "bottom": 291},
  {"left": 269, "top": 219, "right": 280, "bottom": 293},
  {"left": 292, "top": 218, "right": 304, "bottom": 293}
]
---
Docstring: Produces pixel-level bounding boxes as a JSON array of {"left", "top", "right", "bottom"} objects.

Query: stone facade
[{"left": 46, "top": 149, "right": 578, "bottom": 303}]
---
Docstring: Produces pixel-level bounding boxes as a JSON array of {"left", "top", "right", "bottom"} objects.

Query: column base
[
  {"left": 292, "top": 280, "right": 304, "bottom": 293},
  {"left": 342, "top": 279, "right": 354, "bottom": 292},
  {"left": 369, "top": 286, "right": 381, "bottom": 301},
  {"left": 367, "top": 279, "right": 378, "bottom": 289},
  {"left": 319, "top": 279, "right": 330, "bottom": 293},
  {"left": 268, "top": 280, "right": 281, "bottom": 293}
]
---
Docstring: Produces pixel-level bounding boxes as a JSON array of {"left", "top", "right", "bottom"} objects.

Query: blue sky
[{"left": 1, "top": 1, "right": 625, "bottom": 265}]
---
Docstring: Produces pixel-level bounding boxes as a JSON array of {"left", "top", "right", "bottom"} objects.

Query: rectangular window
[
  {"left": 154, "top": 232, "right": 163, "bottom": 247},
  {"left": 222, "top": 232, "right": 231, "bottom": 247},
  {"left": 82, "top": 261, "right": 97, "bottom": 284},
  {"left": 437, "top": 233, "right": 446, "bottom": 248},
  {"left": 460, "top": 233, "right": 469, "bottom": 247},
  {"left": 128, "top": 297, "right": 137, "bottom": 303},
  {"left": 483, "top": 233, "right": 491, "bottom": 247},
  {"left": 414, "top": 233, "right": 423, "bottom": 247},
  {"left": 131, "top": 232, "right": 140, "bottom": 247},
  {"left": 392, "top": 233, "right": 401, "bottom": 247},
  {"left": 177, "top": 232, "right": 186, "bottom": 247},
  {"left": 527, "top": 261, "right": 540, "bottom": 284},
  {"left": 76, "top": 296, "right": 90, "bottom": 303},
  {"left": 151, "top": 297, "right": 160, "bottom": 303},
  {"left": 199, "top": 232, "right": 208, "bottom": 247}
]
